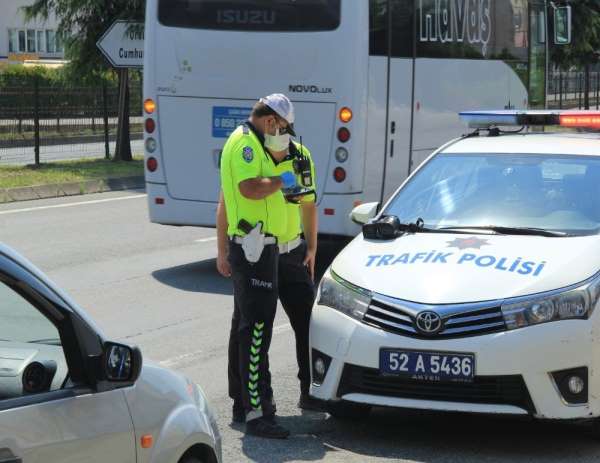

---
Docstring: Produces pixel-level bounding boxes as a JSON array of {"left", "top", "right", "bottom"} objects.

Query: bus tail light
[
  {"left": 333, "top": 167, "right": 346, "bottom": 183},
  {"left": 337, "top": 127, "right": 351, "bottom": 143},
  {"left": 339, "top": 107, "right": 353, "bottom": 123},
  {"left": 324, "top": 208, "right": 335, "bottom": 216},
  {"left": 155, "top": 197, "right": 165, "bottom": 205},
  {"left": 145, "top": 138, "right": 157, "bottom": 153},
  {"left": 335, "top": 147, "right": 348, "bottom": 163},
  {"left": 144, "top": 98, "right": 156, "bottom": 114},
  {"left": 147, "top": 157, "right": 158, "bottom": 172},
  {"left": 145, "top": 118, "right": 156, "bottom": 134}
]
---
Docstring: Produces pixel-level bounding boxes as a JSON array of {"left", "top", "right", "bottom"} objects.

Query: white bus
[{"left": 143, "top": 0, "right": 556, "bottom": 237}]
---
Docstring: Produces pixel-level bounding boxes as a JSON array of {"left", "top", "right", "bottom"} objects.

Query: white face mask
[{"left": 264, "top": 127, "right": 290, "bottom": 152}]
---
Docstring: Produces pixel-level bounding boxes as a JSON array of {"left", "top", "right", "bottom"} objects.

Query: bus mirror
[{"left": 554, "top": 6, "right": 572, "bottom": 45}]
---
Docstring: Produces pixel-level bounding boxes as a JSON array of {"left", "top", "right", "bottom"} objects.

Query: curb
[{"left": 0, "top": 176, "right": 145, "bottom": 203}]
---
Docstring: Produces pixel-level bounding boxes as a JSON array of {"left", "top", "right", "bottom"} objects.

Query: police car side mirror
[
  {"left": 103, "top": 341, "right": 143, "bottom": 384},
  {"left": 350, "top": 202, "right": 379, "bottom": 225},
  {"left": 554, "top": 6, "right": 572, "bottom": 45}
]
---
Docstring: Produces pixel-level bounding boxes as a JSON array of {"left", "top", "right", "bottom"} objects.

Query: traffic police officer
[
  {"left": 217, "top": 96, "right": 321, "bottom": 424},
  {"left": 218, "top": 94, "right": 299, "bottom": 439}
]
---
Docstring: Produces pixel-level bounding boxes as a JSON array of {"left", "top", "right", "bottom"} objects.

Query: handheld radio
[{"left": 293, "top": 136, "right": 313, "bottom": 187}]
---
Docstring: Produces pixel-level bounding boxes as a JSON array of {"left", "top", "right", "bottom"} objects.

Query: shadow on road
[
  {"left": 240, "top": 407, "right": 600, "bottom": 462},
  {"left": 151, "top": 239, "right": 349, "bottom": 297},
  {"left": 152, "top": 257, "right": 233, "bottom": 295}
]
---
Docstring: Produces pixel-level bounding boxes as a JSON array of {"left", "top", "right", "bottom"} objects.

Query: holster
[{"left": 241, "top": 222, "right": 266, "bottom": 264}]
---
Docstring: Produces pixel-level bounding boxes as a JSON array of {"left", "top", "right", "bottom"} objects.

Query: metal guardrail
[
  {"left": 547, "top": 71, "right": 600, "bottom": 110},
  {"left": 0, "top": 79, "right": 142, "bottom": 165}
]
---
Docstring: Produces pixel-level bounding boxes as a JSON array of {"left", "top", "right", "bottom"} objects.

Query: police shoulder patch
[{"left": 242, "top": 146, "right": 254, "bottom": 163}]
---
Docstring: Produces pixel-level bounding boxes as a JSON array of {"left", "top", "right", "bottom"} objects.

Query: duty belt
[
  {"left": 278, "top": 236, "right": 302, "bottom": 254},
  {"left": 231, "top": 235, "right": 301, "bottom": 254},
  {"left": 231, "top": 235, "right": 277, "bottom": 245}
]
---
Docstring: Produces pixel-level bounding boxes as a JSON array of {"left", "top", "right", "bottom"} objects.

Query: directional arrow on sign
[{"left": 96, "top": 20, "right": 144, "bottom": 69}]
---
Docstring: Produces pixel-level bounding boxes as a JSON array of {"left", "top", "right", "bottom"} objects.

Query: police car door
[{"left": 0, "top": 255, "right": 136, "bottom": 463}]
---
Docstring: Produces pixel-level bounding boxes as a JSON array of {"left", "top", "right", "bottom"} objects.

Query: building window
[
  {"left": 8, "top": 28, "right": 62, "bottom": 55},
  {"left": 46, "top": 30, "right": 56, "bottom": 53},
  {"left": 56, "top": 32, "right": 64, "bottom": 53},
  {"left": 37, "top": 30, "right": 45, "bottom": 52},
  {"left": 26, "top": 29, "right": 36, "bottom": 52},
  {"left": 8, "top": 29, "right": 17, "bottom": 53},
  {"left": 18, "top": 30, "right": 26, "bottom": 52}
]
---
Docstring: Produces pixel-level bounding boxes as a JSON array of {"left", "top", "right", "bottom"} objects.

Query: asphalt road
[{"left": 2, "top": 190, "right": 600, "bottom": 462}]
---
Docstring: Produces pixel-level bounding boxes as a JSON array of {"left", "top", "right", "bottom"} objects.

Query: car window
[
  {"left": 385, "top": 153, "right": 600, "bottom": 235},
  {"left": 0, "top": 281, "right": 68, "bottom": 399}
]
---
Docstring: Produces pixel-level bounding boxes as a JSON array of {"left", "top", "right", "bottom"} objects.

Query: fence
[
  {"left": 0, "top": 78, "right": 143, "bottom": 165},
  {"left": 547, "top": 71, "right": 600, "bottom": 110}
]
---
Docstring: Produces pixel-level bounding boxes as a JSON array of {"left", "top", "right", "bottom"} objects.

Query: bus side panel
[
  {"left": 410, "top": 59, "right": 528, "bottom": 170},
  {"left": 362, "top": 56, "right": 388, "bottom": 205}
]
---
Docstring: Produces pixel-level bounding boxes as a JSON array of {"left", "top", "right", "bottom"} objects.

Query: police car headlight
[
  {"left": 318, "top": 269, "right": 371, "bottom": 320},
  {"left": 502, "top": 274, "right": 600, "bottom": 330}
]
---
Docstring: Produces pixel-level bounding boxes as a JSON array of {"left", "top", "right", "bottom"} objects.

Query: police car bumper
[{"left": 309, "top": 304, "right": 599, "bottom": 420}]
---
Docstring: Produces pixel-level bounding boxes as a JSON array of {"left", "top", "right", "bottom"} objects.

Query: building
[{"left": 0, "top": 0, "right": 65, "bottom": 64}]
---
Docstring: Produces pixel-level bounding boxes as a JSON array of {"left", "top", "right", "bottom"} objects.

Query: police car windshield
[{"left": 384, "top": 153, "right": 600, "bottom": 236}]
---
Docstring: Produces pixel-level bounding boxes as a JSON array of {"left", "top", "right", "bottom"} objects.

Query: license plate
[{"left": 380, "top": 349, "right": 475, "bottom": 382}]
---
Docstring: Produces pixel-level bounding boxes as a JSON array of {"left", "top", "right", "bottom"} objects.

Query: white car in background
[
  {"left": 0, "top": 243, "right": 221, "bottom": 463},
  {"left": 310, "top": 110, "right": 600, "bottom": 431}
]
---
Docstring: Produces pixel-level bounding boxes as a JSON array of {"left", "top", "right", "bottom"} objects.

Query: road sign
[{"left": 96, "top": 20, "right": 144, "bottom": 69}]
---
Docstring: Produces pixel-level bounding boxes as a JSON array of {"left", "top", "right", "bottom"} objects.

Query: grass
[{"left": 0, "top": 157, "right": 143, "bottom": 189}]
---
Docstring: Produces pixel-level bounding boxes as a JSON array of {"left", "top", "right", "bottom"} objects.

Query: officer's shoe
[
  {"left": 298, "top": 393, "right": 326, "bottom": 412},
  {"left": 246, "top": 417, "right": 290, "bottom": 439},
  {"left": 232, "top": 405, "right": 246, "bottom": 424}
]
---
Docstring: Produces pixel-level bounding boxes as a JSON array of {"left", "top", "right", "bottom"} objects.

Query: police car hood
[{"left": 331, "top": 233, "right": 600, "bottom": 304}]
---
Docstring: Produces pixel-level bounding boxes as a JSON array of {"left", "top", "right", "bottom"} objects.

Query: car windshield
[{"left": 384, "top": 153, "right": 600, "bottom": 236}]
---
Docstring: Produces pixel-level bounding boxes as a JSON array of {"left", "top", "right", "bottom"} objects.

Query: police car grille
[
  {"left": 337, "top": 364, "right": 536, "bottom": 414},
  {"left": 363, "top": 297, "right": 506, "bottom": 339}
]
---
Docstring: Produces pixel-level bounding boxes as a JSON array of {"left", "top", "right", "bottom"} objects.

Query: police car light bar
[
  {"left": 460, "top": 110, "right": 600, "bottom": 129},
  {"left": 559, "top": 111, "right": 600, "bottom": 129},
  {"left": 459, "top": 110, "right": 560, "bottom": 128}
]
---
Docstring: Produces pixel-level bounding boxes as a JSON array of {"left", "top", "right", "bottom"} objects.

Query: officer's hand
[
  {"left": 303, "top": 247, "right": 316, "bottom": 282},
  {"left": 217, "top": 253, "right": 232, "bottom": 278},
  {"left": 280, "top": 171, "right": 297, "bottom": 189}
]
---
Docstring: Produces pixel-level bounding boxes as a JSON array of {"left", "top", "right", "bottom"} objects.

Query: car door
[{"left": 0, "top": 254, "right": 136, "bottom": 463}]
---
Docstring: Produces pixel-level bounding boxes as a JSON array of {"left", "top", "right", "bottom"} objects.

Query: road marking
[
  {"left": 159, "top": 349, "right": 204, "bottom": 368},
  {"left": 158, "top": 324, "right": 291, "bottom": 368},
  {"left": 0, "top": 194, "right": 147, "bottom": 215},
  {"left": 274, "top": 323, "right": 292, "bottom": 334},
  {"left": 195, "top": 237, "right": 218, "bottom": 243}
]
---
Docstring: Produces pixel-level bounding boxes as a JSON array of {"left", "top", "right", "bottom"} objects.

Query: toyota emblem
[{"left": 415, "top": 311, "right": 443, "bottom": 335}]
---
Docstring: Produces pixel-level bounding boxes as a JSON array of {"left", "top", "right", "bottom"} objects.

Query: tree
[
  {"left": 23, "top": 0, "right": 144, "bottom": 160},
  {"left": 551, "top": 1, "right": 600, "bottom": 109}
]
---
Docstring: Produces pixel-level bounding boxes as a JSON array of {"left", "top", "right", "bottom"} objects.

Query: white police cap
[{"left": 260, "top": 93, "right": 296, "bottom": 136}]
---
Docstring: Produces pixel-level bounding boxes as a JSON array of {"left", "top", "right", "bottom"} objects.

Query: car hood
[{"left": 331, "top": 233, "right": 600, "bottom": 304}]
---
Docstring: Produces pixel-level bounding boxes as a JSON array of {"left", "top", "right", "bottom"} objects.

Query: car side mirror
[
  {"left": 554, "top": 6, "right": 571, "bottom": 45},
  {"left": 103, "top": 342, "right": 142, "bottom": 384},
  {"left": 350, "top": 202, "right": 379, "bottom": 225}
]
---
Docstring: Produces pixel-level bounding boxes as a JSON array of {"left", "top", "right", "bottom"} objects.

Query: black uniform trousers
[
  {"left": 227, "top": 240, "right": 279, "bottom": 422},
  {"left": 228, "top": 240, "right": 315, "bottom": 414}
]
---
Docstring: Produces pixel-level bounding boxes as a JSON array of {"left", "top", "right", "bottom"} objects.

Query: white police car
[
  {"left": 0, "top": 243, "right": 221, "bottom": 462},
  {"left": 310, "top": 110, "right": 600, "bottom": 428}
]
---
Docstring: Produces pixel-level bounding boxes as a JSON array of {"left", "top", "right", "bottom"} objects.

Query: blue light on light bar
[{"left": 459, "top": 110, "right": 561, "bottom": 128}]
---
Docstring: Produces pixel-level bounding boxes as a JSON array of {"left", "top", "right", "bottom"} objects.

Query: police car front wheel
[{"left": 327, "top": 401, "right": 371, "bottom": 420}]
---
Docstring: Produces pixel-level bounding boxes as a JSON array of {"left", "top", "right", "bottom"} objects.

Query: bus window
[
  {"left": 369, "top": 0, "right": 413, "bottom": 58},
  {"left": 415, "top": 0, "right": 528, "bottom": 62},
  {"left": 158, "top": 0, "right": 341, "bottom": 32}
]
